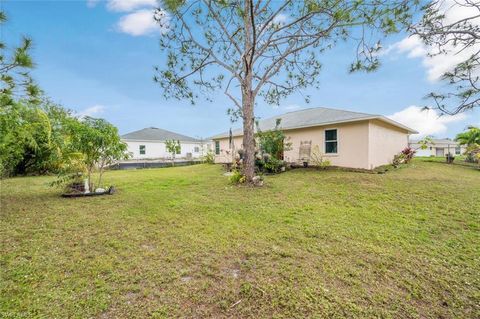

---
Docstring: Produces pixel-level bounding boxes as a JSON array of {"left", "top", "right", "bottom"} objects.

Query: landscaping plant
[
  {"left": 401, "top": 147, "right": 416, "bottom": 164},
  {"left": 54, "top": 117, "right": 128, "bottom": 192},
  {"left": 165, "top": 139, "right": 181, "bottom": 166},
  {"left": 310, "top": 145, "right": 331, "bottom": 169},
  {"left": 254, "top": 119, "right": 290, "bottom": 174}
]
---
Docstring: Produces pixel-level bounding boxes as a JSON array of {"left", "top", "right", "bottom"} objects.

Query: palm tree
[{"left": 455, "top": 127, "right": 480, "bottom": 146}]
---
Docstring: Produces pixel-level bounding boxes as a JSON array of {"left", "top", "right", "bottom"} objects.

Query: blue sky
[{"left": 3, "top": 0, "right": 478, "bottom": 139}]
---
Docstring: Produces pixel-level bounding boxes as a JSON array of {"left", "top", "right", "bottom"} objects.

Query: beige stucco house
[{"left": 211, "top": 107, "right": 417, "bottom": 170}]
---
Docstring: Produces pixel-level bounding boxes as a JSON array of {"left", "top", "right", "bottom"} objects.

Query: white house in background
[
  {"left": 409, "top": 138, "right": 466, "bottom": 157},
  {"left": 121, "top": 127, "right": 211, "bottom": 160}
]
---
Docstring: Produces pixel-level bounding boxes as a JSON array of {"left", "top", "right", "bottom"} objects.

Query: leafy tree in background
[
  {"left": 0, "top": 11, "right": 128, "bottom": 183},
  {"left": 0, "top": 98, "right": 74, "bottom": 177},
  {"left": 410, "top": 0, "right": 479, "bottom": 115},
  {"left": 455, "top": 126, "right": 480, "bottom": 146},
  {"left": 455, "top": 126, "right": 480, "bottom": 164},
  {"left": 165, "top": 139, "right": 181, "bottom": 165},
  {"left": 0, "top": 10, "right": 43, "bottom": 176},
  {"left": 416, "top": 135, "right": 434, "bottom": 151},
  {"left": 155, "top": 0, "right": 417, "bottom": 183}
]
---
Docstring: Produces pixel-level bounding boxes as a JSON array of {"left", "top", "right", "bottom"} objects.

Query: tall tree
[
  {"left": 410, "top": 0, "right": 479, "bottom": 115},
  {"left": 155, "top": 0, "right": 416, "bottom": 182},
  {"left": 0, "top": 11, "right": 40, "bottom": 106},
  {"left": 0, "top": 10, "right": 42, "bottom": 176}
]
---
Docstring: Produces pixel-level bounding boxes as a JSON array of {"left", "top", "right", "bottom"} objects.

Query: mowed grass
[{"left": 1, "top": 160, "right": 479, "bottom": 318}]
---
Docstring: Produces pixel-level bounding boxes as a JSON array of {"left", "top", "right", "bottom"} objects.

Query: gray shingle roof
[
  {"left": 211, "top": 107, "right": 417, "bottom": 139},
  {"left": 121, "top": 127, "right": 199, "bottom": 142}
]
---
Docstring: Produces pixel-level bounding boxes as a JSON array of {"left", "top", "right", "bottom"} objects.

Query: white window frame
[
  {"left": 324, "top": 128, "right": 338, "bottom": 155},
  {"left": 139, "top": 145, "right": 146, "bottom": 155}
]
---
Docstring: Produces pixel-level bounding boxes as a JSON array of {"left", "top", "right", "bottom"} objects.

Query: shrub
[
  {"left": 256, "top": 119, "right": 291, "bottom": 160},
  {"left": 392, "top": 153, "right": 406, "bottom": 168},
  {"left": 255, "top": 152, "right": 285, "bottom": 173},
  {"left": 203, "top": 151, "right": 215, "bottom": 164},
  {"left": 464, "top": 144, "right": 480, "bottom": 163},
  {"left": 310, "top": 145, "right": 331, "bottom": 169},
  {"left": 401, "top": 147, "right": 416, "bottom": 163},
  {"left": 229, "top": 170, "right": 246, "bottom": 184}
]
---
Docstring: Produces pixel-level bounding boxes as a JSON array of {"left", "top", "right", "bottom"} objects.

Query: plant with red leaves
[{"left": 401, "top": 147, "right": 416, "bottom": 164}]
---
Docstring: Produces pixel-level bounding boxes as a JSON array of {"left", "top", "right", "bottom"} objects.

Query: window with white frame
[
  {"left": 325, "top": 129, "right": 338, "bottom": 154},
  {"left": 194, "top": 146, "right": 200, "bottom": 153},
  {"left": 455, "top": 146, "right": 461, "bottom": 155},
  {"left": 139, "top": 145, "right": 146, "bottom": 155}
]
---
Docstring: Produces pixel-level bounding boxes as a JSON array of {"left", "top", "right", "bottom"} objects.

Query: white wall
[
  {"left": 415, "top": 149, "right": 432, "bottom": 157},
  {"left": 123, "top": 140, "right": 211, "bottom": 160},
  {"left": 409, "top": 143, "right": 467, "bottom": 157},
  {"left": 368, "top": 120, "right": 409, "bottom": 169}
]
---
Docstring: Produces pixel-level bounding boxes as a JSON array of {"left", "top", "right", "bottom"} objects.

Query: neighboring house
[
  {"left": 210, "top": 107, "right": 417, "bottom": 170},
  {"left": 409, "top": 138, "right": 466, "bottom": 157},
  {"left": 122, "top": 127, "right": 211, "bottom": 160}
]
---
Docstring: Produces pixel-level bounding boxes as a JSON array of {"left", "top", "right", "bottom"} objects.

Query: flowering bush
[
  {"left": 392, "top": 147, "right": 416, "bottom": 167},
  {"left": 401, "top": 147, "right": 416, "bottom": 164}
]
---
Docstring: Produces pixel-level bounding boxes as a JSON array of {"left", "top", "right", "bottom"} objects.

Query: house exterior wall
[
  {"left": 124, "top": 140, "right": 210, "bottom": 160},
  {"left": 368, "top": 120, "right": 409, "bottom": 169},
  {"left": 214, "top": 137, "right": 243, "bottom": 164},
  {"left": 282, "top": 121, "right": 370, "bottom": 169},
  {"left": 213, "top": 120, "right": 409, "bottom": 169}
]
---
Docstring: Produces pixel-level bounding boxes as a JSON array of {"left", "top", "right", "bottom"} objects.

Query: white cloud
[
  {"left": 76, "top": 105, "right": 106, "bottom": 118},
  {"left": 105, "top": 0, "right": 158, "bottom": 12},
  {"left": 388, "top": 105, "right": 466, "bottom": 138},
  {"left": 86, "top": 0, "right": 168, "bottom": 37},
  {"left": 116, "top": 9, "right": 168, "bottom": 36},
  {"left": 382, "top": 0, "right": 480, "bottom": 82}
]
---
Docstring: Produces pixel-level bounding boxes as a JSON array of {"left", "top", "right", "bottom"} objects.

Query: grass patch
[{"left": 1, "top": 159, "right": 479, "bottom": 318}]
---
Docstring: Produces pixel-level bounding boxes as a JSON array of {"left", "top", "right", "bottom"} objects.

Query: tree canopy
[
  {"left": 0, "top": 11, "right": 128, "bottom": 182},
  {"left": 455, "top": 126, "right": 480, "bottom": 146},
  {"left": 410, "top": 0, "right": 480, "bottom": 115},
  {"left": 155, "top": 0, "right": 417, "bottom": 182},
  {"left": 0, "top": 11, "right": 40, "bottom": 106}
]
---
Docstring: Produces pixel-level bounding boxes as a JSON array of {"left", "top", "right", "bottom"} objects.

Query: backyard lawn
[{"left": 1, "top": 159, "right": 479, "bottom": 318}]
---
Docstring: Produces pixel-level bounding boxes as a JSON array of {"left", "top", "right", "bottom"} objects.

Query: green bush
[
  {"left": 310, "top": 145, "right": 331, "bottom": 169},
  {"left": 203, "top": 151, "right": 215, "bottom": 164},
  {"left": 229, "top": 170, "right": 246, "bottom": 184}
]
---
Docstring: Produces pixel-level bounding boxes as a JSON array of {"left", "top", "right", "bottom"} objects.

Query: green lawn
[{"left": 1, "top": 159, "right": 479, "bottom": 318}]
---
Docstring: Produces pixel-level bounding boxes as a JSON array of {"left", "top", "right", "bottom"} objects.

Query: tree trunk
[
  {"left": 241, "top": 0, "right": 256, "bottom": 184},
  {"left": 242, "top": 89, "right": 255, "bottom": 182}
]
